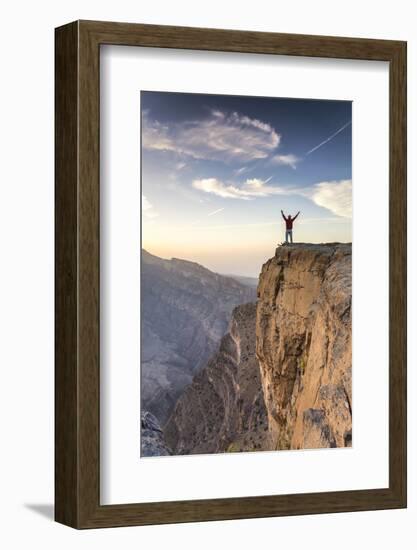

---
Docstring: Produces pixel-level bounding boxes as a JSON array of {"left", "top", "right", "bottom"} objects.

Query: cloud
[
  {"left": 142, "top": 195, "right": 152, "bottom": 210},
  {"left": 142, "top": 109, "right": 280, "bottom": 163},
  {"left": 142, "top": 195, "right": 158, "bottom": 218},
  {"left": 271, "top": 153, "right": 300, "bottom": 169},
  {"left": 192, "top": 176, "right": 352, "bottom": 217},
  {"left": 211, "top": 109, "right": 225, "bottom": 119},
  {"left": 207, "top": 207, "right": 225, "bottom": 217},
  {"left": 192, "top": 177, "right": 285, "bottom": 200},
  {"left": 185, "top": 217, "right": 348, "bottom": 231},
  {"left": 306, "top": 121, "right": 351, "bottom": 156},
  {"left": 310, "top": 180, "right": 352, "bottom": 218}
]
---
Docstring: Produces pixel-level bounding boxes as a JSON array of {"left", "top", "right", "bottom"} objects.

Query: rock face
[
  {"left": 256, "top": 243, "right": 352, "bottom": 450},
  {"left": 164, "top": 303, "right": 270, "bottom": 454},
  {"left": 141, "top": 411, "right": 172, "bottom": 457},
  {"left": 141, "top": 250, "right": 256, "bottom": 424}
]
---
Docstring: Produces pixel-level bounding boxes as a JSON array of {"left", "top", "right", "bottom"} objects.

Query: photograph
[
  {"left": 0, "top": 0, "right": 409, "bottom": 539},
  {"left": 140, "top": 91, "right": 352, "bottom": 457}
]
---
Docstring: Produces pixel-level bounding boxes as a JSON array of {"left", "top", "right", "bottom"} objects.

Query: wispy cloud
[
  {"left": 207, "top": 207, "right": 225, "bottom": 217},
  {"left": 271, "top": 153, "right": 300, "bottom": 169},
  {"left": 309, "top": 180, "right": 352, "bottom": 218},
  {"left": 142, "top": 109, "right": 281, "bottom": 163},
  {"left": 142, "top": 195, "right": 158, "bottom": 219},
  {"left": 179, "top": 216, "right": 348, "bottom": 232},
  {"left": 192, "top": 176, "right": 352, "bottom": 218},
  {"left": 305, "top": 121, "right": 351, "bottom": 156},
  {"left": 192, "top": 177, "right": 285, "bottom": 200}
]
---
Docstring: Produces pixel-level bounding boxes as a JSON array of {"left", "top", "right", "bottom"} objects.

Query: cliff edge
[{"left": 256, "top": 243, "right": 352, "bottom": 450}]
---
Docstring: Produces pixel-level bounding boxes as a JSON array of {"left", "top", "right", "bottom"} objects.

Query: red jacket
[{"left": 282, "top": 212, "right": 299, "bottom": 229}]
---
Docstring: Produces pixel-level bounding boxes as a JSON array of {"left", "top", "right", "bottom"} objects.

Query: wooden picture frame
[{"left": 55, "top": 20, "right": 407, "bottom": 528}]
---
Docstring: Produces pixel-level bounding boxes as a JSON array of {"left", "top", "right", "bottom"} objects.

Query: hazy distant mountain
[
  {"left": 141, "top": 250, "right": 257, "bottom": 424},
  {"left": 223, "top": 274, "right": 259, "bottom": 288}
]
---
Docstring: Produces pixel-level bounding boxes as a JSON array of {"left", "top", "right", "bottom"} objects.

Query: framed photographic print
[{"left": 55, "top": 20, "right": 407, "bottom": 528}]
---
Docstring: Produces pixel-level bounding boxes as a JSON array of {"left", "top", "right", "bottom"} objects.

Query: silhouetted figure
[{"left": 281, "top": 210, "right": 300, "bottom": 243}]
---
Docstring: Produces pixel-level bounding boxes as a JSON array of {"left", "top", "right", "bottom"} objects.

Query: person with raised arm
[{"left": 281, "top": 210, "right": 300, "bottom": 244}]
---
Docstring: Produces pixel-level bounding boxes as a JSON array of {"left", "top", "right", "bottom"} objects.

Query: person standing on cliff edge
[{"left": 281, "top": 210, "right": 300, "bottom": 244}]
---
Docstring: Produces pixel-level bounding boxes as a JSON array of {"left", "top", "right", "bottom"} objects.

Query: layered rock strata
[{"left": 165, "top": 303, "right": 270, "bottom": 454}]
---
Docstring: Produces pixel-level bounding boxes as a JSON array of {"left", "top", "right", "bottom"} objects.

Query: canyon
[
  {"left": 142, "top": 243, "right": 352, "bottom": 456},
  {"left": 164, "top": 302, "right": 270, "bottom": 454},
  {"left": 141, "top": 249, "right": 256, "bottom": 425}
]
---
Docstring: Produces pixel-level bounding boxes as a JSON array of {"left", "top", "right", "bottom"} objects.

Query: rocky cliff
[
  {"left": 141, "top": 250, "right": 256, "bottom": 424},
  {"left": 159, "top": 243, "right": 352, "bottom": 456},
  {"left": 256, "top": 243, "right": 352, "bottom": 450},
  {"left": 164, "top": 302, "right": 270, "bottom": 454},
  {"left": 141, "top": 411, "right": 172, "bottom": 457}
]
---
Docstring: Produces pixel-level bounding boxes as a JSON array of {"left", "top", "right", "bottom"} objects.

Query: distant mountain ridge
[
  {"left": 141, "top": 249, "right": 257, "bottom": 425},
  {"left": 223, "top": 274, "right": 259, "bottom": 288}
]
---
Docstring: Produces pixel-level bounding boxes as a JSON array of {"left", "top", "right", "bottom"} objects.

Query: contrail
[
  {"left": 234, "top": 167, "right": 248, "bottom": 176},
  {"left": 305, "top": 121, "right": 351, "bottom": 156},
  {"left": 207, "top": 207, "right": 225, "bottom": 217}
]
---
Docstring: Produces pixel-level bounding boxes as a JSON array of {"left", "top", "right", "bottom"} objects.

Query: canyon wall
[
  {"left": 256, "top": 243, "right": 352, "bottom": 450},
  {"left": 164, "top": 302, "right": 270, "bottom": 454}
]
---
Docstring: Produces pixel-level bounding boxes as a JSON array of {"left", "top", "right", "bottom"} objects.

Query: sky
[{"left": 141, "top": 91, "right": 352, "bottom": 277}]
